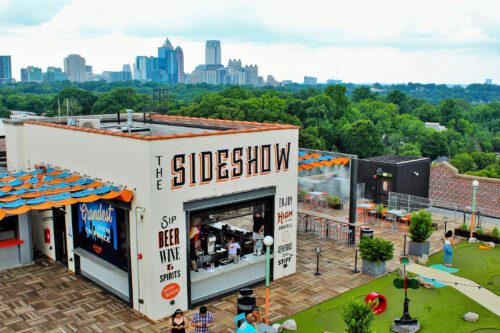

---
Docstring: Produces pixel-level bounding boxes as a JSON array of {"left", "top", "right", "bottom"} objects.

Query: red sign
[{"left": 161, "top": 283, "right": 180, "bottom": 300}]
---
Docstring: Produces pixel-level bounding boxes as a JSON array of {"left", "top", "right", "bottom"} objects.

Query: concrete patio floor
[{"left": 0, "top": 213, "right": 458, "bottom": 333}]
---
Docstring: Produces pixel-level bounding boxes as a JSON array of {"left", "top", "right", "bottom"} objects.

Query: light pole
[
  {"left": 263, "top": 235, "right": 274, "bottom": 325},
  {"left": 469, "top": 180, "right": 479, "bottom": 240}
]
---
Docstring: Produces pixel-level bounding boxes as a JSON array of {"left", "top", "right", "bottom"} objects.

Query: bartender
[{"left": 227, "top": 237, "right": 241, "bottom": 260}]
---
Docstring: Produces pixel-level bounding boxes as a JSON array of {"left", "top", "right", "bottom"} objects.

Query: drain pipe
[{"left": 135, "top": 207, "right": 145, "bottom": 311}]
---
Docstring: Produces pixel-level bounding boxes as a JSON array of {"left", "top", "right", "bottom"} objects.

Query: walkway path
[{"left": 406, "top": 263, "right": 500, "bottom": 316}]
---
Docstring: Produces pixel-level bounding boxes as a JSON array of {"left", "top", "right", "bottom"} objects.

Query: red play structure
[{"left": 364, "top": 292, "right": 387, "bottom": 314}]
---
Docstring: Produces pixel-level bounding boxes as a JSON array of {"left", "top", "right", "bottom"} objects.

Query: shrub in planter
[
  {"left": 341, "top": 298, "right": 374, "bottom": 333},
  {"left": 492, "top": 227, "right": 499, "bottom": 238},
  {"left": 408, "top": 210, "right": 433, "bottom": 256},
  {"left": 359, "top": 237, "right": 394, "bottom": 276},
  {"left": 460, "top": 223, "right": 469, "bottom": 231},
  {"left": 327, "top": 195, "right": 341, "bottom": 209},
  {"left": 376, "top": 204, "right": 385, "bottom": 219},
  {"left": 298, "top": 188, "right": 307, "bottom": 202},
  {"left": 475, "top": 228, "right": 484, "bottom": 235}
]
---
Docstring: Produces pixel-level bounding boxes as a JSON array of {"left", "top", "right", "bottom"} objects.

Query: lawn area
[
  {"left": 280, "top": 273, "right": 500, "bottom": 333},
  {"left": 427, "top": 241, "right": 500, "bottom": 296}
]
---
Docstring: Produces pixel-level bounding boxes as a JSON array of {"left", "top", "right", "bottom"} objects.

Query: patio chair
[{"left": 234, "top": 313, "right": 246, "bottom": 328}]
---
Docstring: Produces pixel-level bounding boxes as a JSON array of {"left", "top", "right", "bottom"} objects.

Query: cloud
[{"left": 0, "top": 0, "right": 70, "bottom": 27}]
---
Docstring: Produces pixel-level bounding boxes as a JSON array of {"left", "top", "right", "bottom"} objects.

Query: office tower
[
  {"left": 20, "top": 66, "right": 43, "bottom": 82},
  {"left": 0, "top": 56, "right": 12, "bottom": 83},
  {"left": 304, "top": 76, "right": 317, "bottom": 85},
  {"left": 64, "top": 54, "right": 87, "bottom": 82},
  {"left": 326, "top": 78, "right": 342, "bottom": 84},
  {"left": 244, "top": 65, "right": 258, "bottom": 86},
  {"left": 205, "top": 40, "right": 221, "bottom": 65},
  {"left": 85, "top": 65, "right": 93, "bottom": 75},
  {"left": 134, "top": 56, "right": 158, "bottom": 81},
  {"left": 45, "top": 67, "right": 67, "bottom": 82},
  {"left": 175, "top": 46, "right": 185, "bottom": 83},
  {"left": 228, "top": 59, "right": 242, "bottom": 71},
  {"left": 485, "top": 79, "right": 492, "bottom": 85},
  {"left": 157, "top": 38, "right": 178, "bottom": 83}
]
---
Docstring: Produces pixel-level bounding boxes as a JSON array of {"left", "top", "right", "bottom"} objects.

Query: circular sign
[
  {"left": 281, "top": 230, "right": 289, "bottom": 242},
  {"left": 161, "top": 283, "right": 180, "bottom": 300}
]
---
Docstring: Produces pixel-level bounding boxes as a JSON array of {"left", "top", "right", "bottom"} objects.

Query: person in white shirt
[{"left": 227, "top": 237, "right": 241, "bottom": 260}]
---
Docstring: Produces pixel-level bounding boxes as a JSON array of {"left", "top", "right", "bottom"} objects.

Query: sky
[{"left": 0, "top": 0, "right": 499, "bottom": 84}]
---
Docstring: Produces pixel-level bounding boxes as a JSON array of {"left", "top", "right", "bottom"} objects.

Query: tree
[
  {"left": 325, "top": 85, "right": 349, "bottom": 115},
  {"left": 386, "top": 90, "right": 410, "bottom": 114},
  {"left": 450, "top": 153, "right": 476, "bottom": 173},
  {"left": 351, "top": 86, "right": 376, "bottom": 102},
  {"left": 439, "top": 99, "right": 463, "bottom": 124},
  {"left": 420, "top": 130, "right": 449, "bottom": 160},
  {"left": 299, "top": 126, "right": 327, "bottom": 150},
  {"left": 341, "top": 120, "right": 383, "bottom": 158},
  {"left": 470, "top": 151, "right": 496, "bottom": 170},
  {"left": 52, "top": 88, "right": 97, "bottom": 115},
  {"left": 399, "top": 143, "right": 422, "bottom": 157}
]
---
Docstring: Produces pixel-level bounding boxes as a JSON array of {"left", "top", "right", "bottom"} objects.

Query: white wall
[
  {"left": 5, "top": 122, "right": 151, "bottom": 315},
  {"left": 5, "top": 122, "right": 298, "bottom": 321},
  {"left": 145, "top": 128, "right": 298, "bottom": 320},
  {"left": 32, "top": 210, "right": 56, "bottom": 260}
]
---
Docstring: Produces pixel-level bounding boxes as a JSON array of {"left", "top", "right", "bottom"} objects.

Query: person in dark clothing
[
  {"left": 190, "top": 238, "right": 199, "bottom": 272},
  {"left": 168, "top": 309, "right": 188, "bottom": 333},
  {"left": 252, "top": 212, "right": 265, "bottom": 241}
]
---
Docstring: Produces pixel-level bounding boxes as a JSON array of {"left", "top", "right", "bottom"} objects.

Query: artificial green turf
[
  {"left": 427, "top": 241, "right": 500, "bottom": 296},
  {"left": 280, "top": 273, "right": 500, "bottom": 333}
]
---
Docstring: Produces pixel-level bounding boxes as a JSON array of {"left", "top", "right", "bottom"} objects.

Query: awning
[
  {"left": 0, "top": 165, "right": 133, "bottom": 220},
  {"left": 298, "top": 152, "right": 350, "bottom": 169}
]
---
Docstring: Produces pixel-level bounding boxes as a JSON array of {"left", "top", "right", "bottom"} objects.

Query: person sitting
[
  {"left": 251, "top": 306, "right": 264, "bottom": 323},
  {"left": 237, "top": 314, "right": 259, "bottom": 333}
]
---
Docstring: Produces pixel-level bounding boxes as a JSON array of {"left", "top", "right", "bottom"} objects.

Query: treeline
[{"left": 0, "top": 82, "right": 498, "bottom": 177}]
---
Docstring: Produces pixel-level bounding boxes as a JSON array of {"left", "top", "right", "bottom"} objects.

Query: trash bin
[
  {"left": 360, "top": 228, "right": 374, "bottom": 239},
  {"left": 237, "top": 288, "right": 256, "bottom": 316}
]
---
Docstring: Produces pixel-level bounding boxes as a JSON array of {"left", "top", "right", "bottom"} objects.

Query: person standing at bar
[{"left": 253, "top": 211, "right": 265, "bottom": 241}]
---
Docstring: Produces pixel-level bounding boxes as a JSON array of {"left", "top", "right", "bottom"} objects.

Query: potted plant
[
  {"left": 341, "top": 298, "right": 375, "bottom": 333},
  {"left": 376, "top": 204, "right": 385, "bottom": 219},
  {"left": 298, "top": 188, "right": 307, "bottom": 202},
  {"left": 327, "top": 195, "right": 341, "bottom": 209},
  {"left": 408, "top": 210, "right": 433, "bottom": 256},
  {"left": 359, "top": 237, "right": 394, "bottom": 276},
  {"left": 454, "top": 223, "right": 470, "bottom": 238}
]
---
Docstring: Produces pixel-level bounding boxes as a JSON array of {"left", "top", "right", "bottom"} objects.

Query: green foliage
[
  {"left": 51, "top": 87, "right": 97, "bottom": 115},
  {"left": 327, "top": 195, "right": 341, "bottom": 208},
  {"left": 420, "top": 130, "right": 449, "bottom": 160},
  {"left": 299, "top": 126, "right": 328, "bottom": 150},
  {"left": 341, "top": 298, "right": 375, "bottom": 333},
  {"left": 351, "top": 86, "right": 376, "bottom": 102},
  {"left": 460, "top": 223, "right": 469, "bottom": 231},
  {"left": 475, "top": 228, "right": 483, "bottom": 235},
  {"left": 399, "top": 143, "right": 422, "bottom": 157},
  {"left": 470, "top": 151, "right": 497, "bottom": 170},
  {"left": 341, "top": 120, "right": 383, "bottom": 158},
  {"left": 451, "top": 153, "right": 476, "bottom": 173},
  {"left": 492, "top": 227, "right": 499, "bottom": 238},
  {"left": 359, "top": 237, "right": 394, "bottom": 263},
  {"left": 409, "top": 210, "right": 433, "bottom": 242}
]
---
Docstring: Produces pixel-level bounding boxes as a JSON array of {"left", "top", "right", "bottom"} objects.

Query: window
[{"left": 0, "top": 216, "right": 18, "bottom": 241}]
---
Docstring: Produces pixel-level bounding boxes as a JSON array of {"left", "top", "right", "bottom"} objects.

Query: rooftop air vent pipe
[{"left": 126, "top": 109, "right": 133, "bottom": 133}]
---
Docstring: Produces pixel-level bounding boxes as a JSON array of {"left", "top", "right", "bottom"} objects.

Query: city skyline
[{"left": 0, "top": 0, "right": 499, "bottom": 83}]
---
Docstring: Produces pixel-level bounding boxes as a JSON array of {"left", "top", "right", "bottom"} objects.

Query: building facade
[
  {"left": 64, "top": 54, "right": 87, "bottom": 83},
  {"left": 134, "top": 56, "right": 158, "bottom": 81},
  {"left": 205, "top": 40, "right": 221, "bottom": 65},
  {"left": 4, "top": 115, "right": 299, "bottom": 321},
  {"left": 158, "top": 38, "right": 179, "bottom": 83},
  {"left": 304, "top": 76, "right": 317, "bottom": 85},
  {"left": 0, "top": 56, "right": 12, "bottom": 83},
  {"left": 20, "top": 66, "right": 43, "bottom": 83},
  {"left": 45, "top": 67, "right": 67, "bottom": 82}
]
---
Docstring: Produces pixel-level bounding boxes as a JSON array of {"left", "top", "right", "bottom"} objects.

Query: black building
[{"left": 357, "top": 155, "right": 431, "bottom": 205}]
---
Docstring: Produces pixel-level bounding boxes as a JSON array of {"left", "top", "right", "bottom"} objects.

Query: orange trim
[
  {"left": 30, "top": 202, "right": 54, "bottom": 210},
  {"left": 3, "top": 205, "right": 31, "bottom": 215},
  {"left": 117, "top": 189, "right": 133, "bottom": 202},
  {"left": 24, "top": 117, "right": 299, "bottom": 142},
  {"left": 78, "top": 194, "right": 101, "bottom": 203},
  {"left": 0, "top": 210, "right": 5, "bottom": 220},
  {"left": 100, "top": 191, "right": 122, "bottom": 200},
  {"left": 0, "top": 195, "right": 20, "bottom": 202}
]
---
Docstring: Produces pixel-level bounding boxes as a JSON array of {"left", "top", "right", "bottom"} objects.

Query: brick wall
[{"left": 430, "top": 162, "right": 500, "bottom": 218}]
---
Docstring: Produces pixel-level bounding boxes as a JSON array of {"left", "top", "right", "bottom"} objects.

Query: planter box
[
  {"left": 453, "top": 228, "right": 500, "bottom": 244},
  {"left": 362, "top": 259, "right": 386, "bottom": 277},
  {"left": 408, "top": 241, "right": 430, "bottom": 256}
]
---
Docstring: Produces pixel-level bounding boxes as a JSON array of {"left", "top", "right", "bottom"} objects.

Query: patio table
[
  {"left": 357, "top": 203, "right": 375, "bottom": 224},
  {"left": 386, "top": 209, "right": 405, "bottom": 232}
]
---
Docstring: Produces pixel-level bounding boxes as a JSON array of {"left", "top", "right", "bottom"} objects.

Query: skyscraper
[
  {"left": 134, "top": 56, "right": 158, "bottom": 81},
  {"left": 45, "top": 67, "right": 67, "bottom": 82},
  {"left": 205, "top": 40, "right": 221, "bottom": 65},
  {"left": 64, "top": 54, "right": 87, "bottom": 82},
  {"left": 20, "top": 66, "right": 43, "bottom": 82},
  {"left": 0, "top": 56, "right": 12, "bottom": 83},
  {"left": 157, "top": 38, "right": 179, "bottom": 83},
  {"left": 175, "top": 46, "right": 185, "bottom": 83}
]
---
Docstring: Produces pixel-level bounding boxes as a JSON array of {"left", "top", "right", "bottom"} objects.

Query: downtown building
[
  {"left": 64, "top": 54, "right": 88, "bottom": 83},
  {"left": 133, "top": 38, "right": 184, "bottom": 83},
  {"left": 44, "top": 67, "right": 67, "bottom": 82},
  {"left": 0, "top": 55, "right": 12, "bottom": 83},
  {"left": 20, "top": 66, "right": 43, "bottom": 83}
]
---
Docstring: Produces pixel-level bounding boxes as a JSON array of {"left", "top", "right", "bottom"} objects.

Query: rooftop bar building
[{"left": 2, "top": 114, "right": 299, "bottom": 320}]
